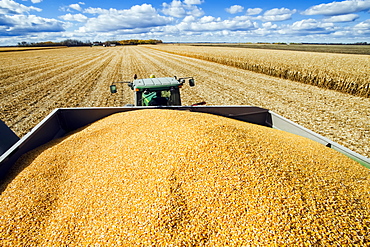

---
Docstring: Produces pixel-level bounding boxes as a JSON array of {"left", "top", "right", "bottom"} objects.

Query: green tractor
[{"left": 110, "top": 75, "right": 196, "bottom": 106}]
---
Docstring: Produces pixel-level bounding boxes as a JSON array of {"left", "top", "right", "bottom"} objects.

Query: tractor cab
[
  {"left": 132, "top": 77, "right": 183, "bottom": 106},
  {"left": 110, "top": 76, "right": 195, "bottom": 106}
]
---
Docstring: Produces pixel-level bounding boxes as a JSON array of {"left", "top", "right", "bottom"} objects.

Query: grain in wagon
[{"left": 0, "top": 109, "right": 369, "bottom": 246}]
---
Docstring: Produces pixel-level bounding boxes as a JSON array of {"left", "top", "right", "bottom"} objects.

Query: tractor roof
[{"left": 133, "top": 77, "right": 181, "bottom": 90}]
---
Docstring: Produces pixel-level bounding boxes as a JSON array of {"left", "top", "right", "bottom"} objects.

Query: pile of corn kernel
[{"left": 0, "top": 109, "right": 369, "bottom": 246}]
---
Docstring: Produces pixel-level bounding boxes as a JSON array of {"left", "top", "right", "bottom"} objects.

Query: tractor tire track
[{"left": 1, "top": 48, "right": 114, "bottom": 135}]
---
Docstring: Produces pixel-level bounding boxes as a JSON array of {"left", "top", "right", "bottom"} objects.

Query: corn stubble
[{"left": 0, "top": 109, "right": 369, "bottom": 246}]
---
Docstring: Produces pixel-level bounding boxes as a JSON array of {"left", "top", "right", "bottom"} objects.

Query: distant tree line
[
  {"left": 17, "top": 39, "right": 163, "bottom": 47},
  {"left": 95, "top": 39, "right": 163, "bottom": 46},
  {"left": 120, "top": 39, "right": 163, "bottom": 45},
  {"left": 256, "top": 42, "right": 369, "bottom": 45},
  {"left": 300, "top": 42, "right": 368, "bottom": 45},
  {"left": 17, "top": 39, "right": 92, "bottom": 47}
]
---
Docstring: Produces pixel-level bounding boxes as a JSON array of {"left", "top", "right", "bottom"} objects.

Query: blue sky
[{"left": 0, "top": 0, "right": 369, "bottom": 45}]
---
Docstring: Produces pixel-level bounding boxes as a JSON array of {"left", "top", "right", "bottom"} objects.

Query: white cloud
[
  {"left": 226, "top": 5, "right": 244, "bottom": 14},
  {"left": 162, "top": 0, "right": 204, "bottom": 18},
  {"left": 354, "top": 19, "right": 370, "bottom": 29},
  {"left": 182, "top": 15, "right": 196, "bottom": 22},
  {"left": 199, "top": 16, "right": 220, "bottom": 23},
  {"left": 83, "top": 7, "right": 107, "bottom": 15},
  {"left": 183, "top": 0, "right": 203, "bottom": 4},
  {"left": 233, "top": 15, "right": 252, "bottom": 21},
  {"left": 291, "top": 19, "right": 320, "bottom": 30},
  {"left": 176, "top": 16, "right": 257, "bottom": 32},
  {"left": 258, "top": 8, "right": 296, "bottom": 22},
  {"left": 330, "top": 20, "right": 370, "bottom": 36},
  {"left": 246, "top": 8, "right": 263, "bottom": 15},
  {"left": 259, "top": 14, "right": 294, "bottom": 22},
  {"left": 323, "top": 13, "right": 359, "bottom": 22},
  {"left": 291, "top": 19, "right": 334, "bottom": 31},
  {"left": 1, "top": 0, "right": 369, "bottom": 45},
  {"left": 264, "top": 8, "right": 295, "bottom": 16},
  {"left": 69, "top": 4, "right": 83, "bottom": 12},
  {"left": 79, "top": 4, "right": 173, "bottom": 32},
  {"left": 1, "top": 14, "right": 64, "bottom": 35},
  {"left": 332, "top": 30, "right": 352, "bottom": 36},
  {"left": 188, "top": 5, "right": 204, "bottom": 17},
  {"left": 60, "top": 2, "right": 86, "bottom": 12},
  {"left": 151, "top": 24, "right": 179, "bottom": 34},
  {"left": 0, "top": 0, "right": 41, "bottom": 15},
  {"left": 0, "top": 0, "right": 66, "bottom": 37},
  {"left": 162, "top": 0, "right": 185, "bottom": 18},
  {"left": 302, "top": 0, "right": 370, "bottom": 16},
  {"left": 262, "top": 22, "right": 278, "bottom": 29},
  {"left": 59, "top": 13, "right": 88, "bottom": 22}
]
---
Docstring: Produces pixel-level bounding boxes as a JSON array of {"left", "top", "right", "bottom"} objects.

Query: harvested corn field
[
  {"left": 0, "top": 45, "right": 369, "bottom": 158},
  {"left": 1, "top": 109, "right": 369, "bottom": 246}
]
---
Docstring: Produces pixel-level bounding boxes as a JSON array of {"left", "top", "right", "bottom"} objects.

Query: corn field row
[{"left": 150, "top": 45, "right": 370, "bottom": 98}]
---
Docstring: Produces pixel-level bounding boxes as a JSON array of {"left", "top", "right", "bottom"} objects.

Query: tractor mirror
[
  {"left": 189, "top": 79, "right": 195, "bottom": 87},
  {"left": 110, "top": 85, "right": 117, "bottom": 93}
]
